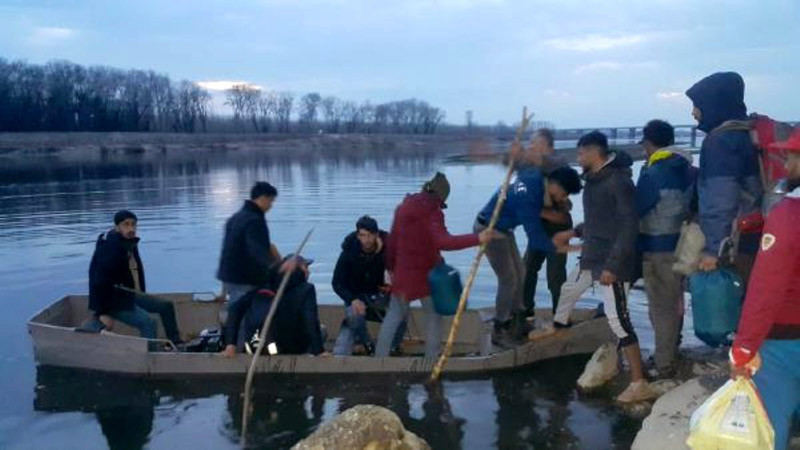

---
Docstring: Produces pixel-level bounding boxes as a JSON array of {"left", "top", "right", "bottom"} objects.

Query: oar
[
  {"left": 429, "top": 107, "right": 532, "bottom": 382},
  {"left": 240, "top": 228, "right": 314, "bottom": 446}
]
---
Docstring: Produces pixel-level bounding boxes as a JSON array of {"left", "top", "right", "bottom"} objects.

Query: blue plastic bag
[
  {"left": 689, "top": 268, "right": 745, "bottom": 347},
  {"left": 428, "top": 261, "right": 463, "bottom": 316}
]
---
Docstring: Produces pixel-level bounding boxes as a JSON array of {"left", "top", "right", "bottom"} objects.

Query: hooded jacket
[
  {"left": 576, "top": 151, "right": 638, "bottom": 281},
  {"left": 686, "top": 72, "right": 763, "bottom": 255},
  {"left": 217, "top": 200, "right": 275, "bottom": 285},
  {"left": 332, "top": 230, "right": 389, "bottom": 306},
  {"left": 387, "top": 192, "right": 479, "bottom": 300},
  {"left": 477, "top": 166, "right": 555, "bottom": 253},
  {"left": 636, "top": 149, "right": 698, "bottom": 253},
  {"left": 88, "top": 229, "right": 145, "bottom": 315}
]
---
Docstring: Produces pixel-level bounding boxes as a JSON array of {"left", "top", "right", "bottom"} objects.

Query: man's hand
[
  {"left": 509, "top": 141, "right": 523, "bottom": 165},
  {"left": 351, "top": 299, "right": 367, "bottom": 316},
  {"left": 698, "top": 255, "right": 719, "bottom": 272},
  {"left": 540, "top": 209, "right": 570, "bottom": 225},
  {"left": 280, "top": 256, "right": 299, "bottom": 274},
  {"left": 552, "top": 230, "right": 576, "bottom": 250},
  {"left": 222, "top": 345, "right": 236, "bottom": 358},
  {"left": 599, "top": 270, "right": 617, "bottom": 286},
  {"left": 379, "top": 284, "right": 392, "bottom": 294},
  {"left": 729, "top": 348, "right": 761, "bottom": 379},
  {"left": 98, "top": 315, "right": 115, "bottom": 330},
  {"left": 317, "top": 351, "right": 332, "bottom": 357},
  {"left": 478, "top": 229, "right": 499, "bottom": 245}
]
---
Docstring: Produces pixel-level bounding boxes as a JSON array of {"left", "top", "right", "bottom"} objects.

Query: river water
[{"left": 0, "top": 145, "right": 699, "bottom": 449}]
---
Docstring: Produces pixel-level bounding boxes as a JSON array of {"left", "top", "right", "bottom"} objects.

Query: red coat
[
  {"left": 386, "top": 192, "right": 479, "bottom": 301},
  {"left": 732, "top": 188, "right": 800, "bottom": 361}
]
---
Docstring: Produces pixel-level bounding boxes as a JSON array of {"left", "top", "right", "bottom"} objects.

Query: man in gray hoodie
[{"left": 535, "top": 131, "right": 654, "bottom": 403}]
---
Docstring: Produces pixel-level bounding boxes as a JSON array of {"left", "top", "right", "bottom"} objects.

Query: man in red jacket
[
  {"left": 375, "top": 172, "right": 494, "bottom": 358},
  {"left": 730, "top": 129, "right": 800, "bottom": 450}
]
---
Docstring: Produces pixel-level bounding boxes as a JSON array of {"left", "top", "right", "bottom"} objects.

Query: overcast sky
[{"left": 1, "top": 0, "right": 798, "bottom": 128}]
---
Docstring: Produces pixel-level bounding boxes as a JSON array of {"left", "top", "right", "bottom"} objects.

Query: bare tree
[
  {"left": 275, "top": 91, "right": 294, "bottom": 133},
  {"left": 298, "top": 92, "right": 321, "bottom": 131},
  {"left": 321, "top": 96, "right": 343, "bottom": 133}
]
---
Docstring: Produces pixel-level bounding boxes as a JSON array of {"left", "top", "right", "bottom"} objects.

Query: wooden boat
[{"left": 28, "top": 293, "right": 614, "bottom": 377}]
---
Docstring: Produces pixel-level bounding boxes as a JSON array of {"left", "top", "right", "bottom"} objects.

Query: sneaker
[
  {"left": 528, "top": 323, "right": 556, "bottom": 341},
  {"left": 616, "top": 380, "right": 657, "bottom": 404},
  {"left": 492, "top": 321, "right": 516, "bottom": 349}
]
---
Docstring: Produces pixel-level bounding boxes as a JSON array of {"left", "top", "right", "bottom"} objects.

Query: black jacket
[
  {"left": 331, "top": 231, "right": 388, "bottom": 306},
  {"left": 88, "top": 230, "right": 145, "bottom": 315},
  {"left": 217, "top": 200, "right": 275, "bottom": 285},
  {"left": 576, "top": 151, "right": 639, "bottom": 281}
]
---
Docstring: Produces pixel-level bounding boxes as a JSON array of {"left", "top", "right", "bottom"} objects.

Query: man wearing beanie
[
  {"left": 88, "top": 210, "right": 182, "bottom": 344},
  {"left": 375, "top": 172, "right": 495, "bottom": 358}
]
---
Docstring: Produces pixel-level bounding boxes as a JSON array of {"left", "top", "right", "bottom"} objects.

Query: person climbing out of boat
[
  {"left": 88, "top": 210, "right": 182, "bottom": 344},
  {"left": 374, "top": 172, "right": 497, "bottom": 359},
  {"left": 475, "top": 140, "right": 581, "bottom": 348},
  {"left": 635, "top": 120, "right": 697, "bottom": 379},
  {"left": 223, "top": 255, "right": 329, "bottom": 356},
  {"left": 538, "top": 131, "right": 656, "bottom": 403},
  {"left": 685, "top": 72, "right": 763, "bottom": 283},
  {"left": 331, "top": 215, "right": 406, "bottom": 356},
  {"left": 521, "top": 128, "right": 581, "bottom": 321},
  {"left": 729, "top": 130, "right": 800, "bottom": 450}
]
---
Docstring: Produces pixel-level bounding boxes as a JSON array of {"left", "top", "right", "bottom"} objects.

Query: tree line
[{"left": 0, "top": 58, "right": 447, "bottom": 134}]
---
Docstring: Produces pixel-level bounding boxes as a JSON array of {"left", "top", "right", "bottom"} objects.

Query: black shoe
[
  {"left": 364, "top": 342, "right": 376, "bottom": 356},
  {"left": 553, "top": 321, "right": 572, "bottom": 329},
  {"left": 492, "top": 320, "right": 516, "bottom": 348}
]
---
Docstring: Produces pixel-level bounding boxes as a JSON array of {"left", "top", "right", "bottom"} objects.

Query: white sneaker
[
  {"left": 616, "top": 380, "right": 657, "bottom": 404},
  {"left": 528, "top": 323, "right": 556, "bottom": 341}
]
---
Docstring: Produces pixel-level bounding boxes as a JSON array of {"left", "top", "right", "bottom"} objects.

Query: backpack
[{"left": 749, "top": 113, "right": 798, "bottom": 212}]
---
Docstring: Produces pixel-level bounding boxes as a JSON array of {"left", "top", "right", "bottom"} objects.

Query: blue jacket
[
  {"left": 635, "top": 150, "right": 697, "bottom": 253},
  {"left": 478, "top": 166, "right": 554, "bottom": 252},
  {"left": 686, "top": 72, "right": 763, "bottom": 255}
]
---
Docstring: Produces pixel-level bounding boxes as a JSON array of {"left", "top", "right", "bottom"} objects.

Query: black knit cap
[
  {"left": 113, "top": 210, "right": 138, "bottom": 225},
  {"left": 250, "top": 181, "right": 278, "bottom": 200},
  {"left": 355, "top": 215, "right": 379, "bottom": 233}
]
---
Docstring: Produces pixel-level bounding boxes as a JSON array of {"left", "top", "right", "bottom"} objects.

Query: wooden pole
[
  {"left": 240, "top": 228, "right": 314, "bottom": 446},
  {"left": 429, "top": 107, "right": 532, "bottom": 382}
]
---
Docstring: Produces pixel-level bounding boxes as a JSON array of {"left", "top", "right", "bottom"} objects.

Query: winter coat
[
  {"left": 217, "top": 200, "right": 276, "bottom": 285},
  {"left": 477, "top": 166, "right": 554, "bottom": 252},
  {"left": 88, "top": 229, "right": 146, "bottom": 315},
  {"left": 332, "top": 230, "right": 388, "bottom": 306},
  {"left": 635, "top": 149, "right": 698, "bottom": 253},
  {"left": 686, "top": 72, "right": 763, "bottom": 255},
  {"left": 387, "top": 192, "right": 479, "bottom": 300},
  {"left": 575, "top": 151, "right": 638, "bottom": 281}
]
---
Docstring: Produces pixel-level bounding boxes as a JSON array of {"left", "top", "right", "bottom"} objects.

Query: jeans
[
  {"left": 643, "top": 252, "right": 684, "bottom": 370},
  {"left": 225, "top": 282, "right": 258, "bottom": 306},
  {"left": 375, "top": 296, "right": 441, "bottom": 359},
  {"left": 111, "top": 306, "right": 157, "bottom": 339},
  {"left": 333, "top": 300, "right": 407, "bottom": 355},
  {"left": 753, "top": 340, "right": 800, "bottom": 450},
  {"left": 134, "top": 295, "right": 181, "bottom": 343},
  {"left": 224, "top": 282, "right": 258, "bottom": 348},
  {"left": 474, "top": 221, "right": 524, "bottom": 323}
]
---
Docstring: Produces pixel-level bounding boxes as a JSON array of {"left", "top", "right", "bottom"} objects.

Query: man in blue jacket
[
  {"left": 475, "top": 145, "right": 581, "bottom": 346},
  {"left": 685, "top": 72, "right": 762, "bottom": 281},
  {"left": 635, "top": 120, "right": 697, "bottom": 378}
]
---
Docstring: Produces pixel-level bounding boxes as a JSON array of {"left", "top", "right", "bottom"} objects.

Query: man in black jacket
[
  {"left": 539, "top": 131, "right": 654, "bottom": 403},
  {"left": 332, "top": 216, "right": 406, "bottom": 355},
  {"left": 88, "top": 210, "right": 181, "bottom": 343}
]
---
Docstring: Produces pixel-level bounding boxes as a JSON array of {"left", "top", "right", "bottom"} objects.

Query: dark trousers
[
  {"left": 134, "top": 294, "right": 181, "bottom": 343},
  {"left": 522, "top": 218, "right": 571, "bottom": 314}
]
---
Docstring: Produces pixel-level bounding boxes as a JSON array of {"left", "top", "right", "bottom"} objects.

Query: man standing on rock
[
  {"left": 635, "top": 120, "right": 697, "bottom": 379},
  {"left": 730, "top": 130, "right": 800, "bottom": 450},
  {"left": 539, "top": 131, "right": 655, "bottom": 404}
]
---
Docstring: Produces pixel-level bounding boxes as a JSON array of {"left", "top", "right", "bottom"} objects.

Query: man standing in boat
[
  {"left": 331, "top": 215, "right": 406, "bottom": 356},
  {"left": 375, "top": 172, "right": 495, "bottom": 359},
  {"left": 475, "top": 140, "right": 582, "bottom": 347},
  {"left": 88, "top": 210, "right": 182, "bottom": 344},
  {"left": 541, "top": 131, "right": 655, "bottom": 403}
]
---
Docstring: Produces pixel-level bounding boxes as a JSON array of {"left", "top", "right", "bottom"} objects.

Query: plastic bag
[
  {"left": 673, "top": 221, "right": 706, "bottom": 276},
  {"left": 687, "top": 377, "right": 775, "bottom": 450},
  {"left": 428, "top": 261, "right": 463, "bottom": 316},
  {"left": 690, "top": 268, "right": 744, "bottom": 347}
]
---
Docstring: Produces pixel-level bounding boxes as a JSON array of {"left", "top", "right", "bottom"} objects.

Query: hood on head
[
  {"left": 585, "top": 150, "right": 633, "bottom": 182},
  {"left": 686, "top": 72, "right": 748, "bottom": 132}
]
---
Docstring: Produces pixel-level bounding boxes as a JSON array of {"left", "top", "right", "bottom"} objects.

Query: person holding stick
[{"left": 374, "top": 172, "right": 496, "bottom": 359}]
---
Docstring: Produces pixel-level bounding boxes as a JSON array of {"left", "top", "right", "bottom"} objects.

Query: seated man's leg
[
  {"left": 135, "top": 295, "right": 181, "bottom": 343},
  {"left": 333, "top": 306, "right": 368, "bottom": 355},
  {"left": 111, "top": 306, "right": 157, "bottom": 339},
  {"left": 375, "top": 296, "right": 409, "bottom": 357}
]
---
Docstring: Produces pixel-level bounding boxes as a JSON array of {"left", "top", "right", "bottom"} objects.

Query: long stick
[
  {"left": 240, "top": 228, "right": 314, "bottom": 446},
  {"left": 429, "top": 107, "right": 531, "bottom": 382}
]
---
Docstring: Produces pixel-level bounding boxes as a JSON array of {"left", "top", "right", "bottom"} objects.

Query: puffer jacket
[
  {"left": 576, "top": 151, "right": 638, "bottom": 281},
  {"left": 88, "top": 229, "right": 145, "bottom": 315},
  {"left": 332, "top": 230, "right": 389, "bottom": 305},
  {"left": 386, "top": 192, "right": 479, "bottom": 300},
  {"left": 636, "top": 149, "right": 698, "bottom": 253},
  {"left": 686, "top": 72, "right": 763, "bottom": 255}
]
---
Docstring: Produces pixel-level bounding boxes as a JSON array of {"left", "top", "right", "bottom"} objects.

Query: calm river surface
[{"left": 0, "top": 145, "right": 700, "bottom": 449}]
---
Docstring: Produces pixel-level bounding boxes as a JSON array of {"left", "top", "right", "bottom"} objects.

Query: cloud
[
  {"left": 196, "top": 81, "right": 263, "bottom": 91},
  {"left": 657, "top": 91, "right": 683, "bottom": 100},
  {"left": 27, "top": 26, "right": 76, "bottom": 46},
  {"left": 543, "top": 89, "right": 571, "bottom": 98},
  {"left": 573, "top": 60, "right": 658, "bottom": 75},
  {"left": 543, "top": 33, "right": 646, "bottom": 52}
]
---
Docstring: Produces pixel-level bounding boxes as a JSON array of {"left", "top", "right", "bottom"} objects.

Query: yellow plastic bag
[{"left": 687, "top": 377, "right": 774, "bottom": 450}]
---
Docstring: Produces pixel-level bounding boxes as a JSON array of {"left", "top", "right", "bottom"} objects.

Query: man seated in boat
[
  {"left": 331, "top": 216, "right": 406, "bottom": 356},
  {"left": 222, "top": 255, "right": 328, "bottom": 356},
  {"left": 88, "top": 210, "right": 182, "bottom": 344}
]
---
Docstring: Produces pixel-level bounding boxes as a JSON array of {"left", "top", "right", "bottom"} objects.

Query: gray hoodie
[{"left": 575, "top": 151, "right": 638, "bottom": 281}]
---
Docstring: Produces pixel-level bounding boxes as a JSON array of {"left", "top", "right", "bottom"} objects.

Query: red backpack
[{"left": 750, "top": 113, "right": 796, "bottom": 188}]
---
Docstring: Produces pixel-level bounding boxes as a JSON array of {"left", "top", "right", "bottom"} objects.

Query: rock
[
  {"left": 293, "top": 405, "right": 431, "bottom": 450},
  {"left": 577, "top": 343, "right": 619, "bottom": 390},
  {"left": 651, "top": 379, "right": 681, "bottom": 397},
  {"left": 691, "top": 360, "right": 726, "bottom": 376}
]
